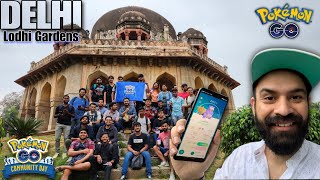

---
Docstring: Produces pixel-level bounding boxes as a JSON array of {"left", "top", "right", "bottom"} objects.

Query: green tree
[
  {"left": 4, "top": 117, "right": 42, "bottom": 139},
  {"left": 221, "top": 103, "right": 320, "bottom": 157}
]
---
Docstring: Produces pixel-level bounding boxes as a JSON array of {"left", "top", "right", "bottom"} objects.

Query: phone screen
[{"left": 175, "top": 88, "right": 228, "bottom": 160}]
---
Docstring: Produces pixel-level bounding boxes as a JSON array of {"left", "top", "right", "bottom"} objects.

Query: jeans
[
  {"left": 171, "top": 113, "right": 183, "bottom": 126},
  {"left": 55, "top": 123, "right": 71, "bottom": 153},
  {"left": 121, "top": 151, "right": 152, "bottom": 176}
]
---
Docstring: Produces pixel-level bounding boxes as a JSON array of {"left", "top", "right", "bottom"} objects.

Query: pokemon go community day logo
[
  {"left": 255, "top": 4, "right": 313, "bottom": 39},
  {"left": 0, "top": 0, "right": 82, "bottom": 43},
  {"left": 2, "top": 136, "right": 56, "bottom": 179}
]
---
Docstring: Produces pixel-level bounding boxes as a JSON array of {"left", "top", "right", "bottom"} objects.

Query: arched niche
[
  {"left": 123, "top": 72, "right": 139, "bottom": 82},
  {"left": 195, "top": 76, "right": 204, "bottom": 89},
  {"left": 156, "top": 72, "right": 176, "bottom": 91}
]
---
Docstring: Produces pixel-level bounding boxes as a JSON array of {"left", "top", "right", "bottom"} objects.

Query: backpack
[
  {"left": 133, "top": 117, "right": 149, "bottom": 131},
  {"left": 131, "top": 154, "right": 144, "bottom": 170}
]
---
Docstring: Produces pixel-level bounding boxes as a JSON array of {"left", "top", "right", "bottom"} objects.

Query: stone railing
[
  {"left": 28, "top": 43, "right": 77, "bottom": 73},
  {"left": 28, "top": 39, "right": 228, "bottom": 74}
]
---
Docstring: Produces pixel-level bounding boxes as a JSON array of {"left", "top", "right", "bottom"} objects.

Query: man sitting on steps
[{"left": 120, "top": 122, "right": 152, "bottom": 180}]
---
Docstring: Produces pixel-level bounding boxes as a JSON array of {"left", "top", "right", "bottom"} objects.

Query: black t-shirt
[
  {"left": 55, "top": 104, "right": 75, "bottom": 125},
  {"left": 94, "top": 143, "right": 117, "bottom": 164},
  {"left": 152, "top": 118, "right": 167, "bottom": 129},
  {"left": 105, "top": 84, "right": 114, "bottom": 104},
  {"left": 91, "top": 84, "right": 105, "bottom": 102},
  {"left": 128, "top": 133, "right": 148, "bottom": 151}
]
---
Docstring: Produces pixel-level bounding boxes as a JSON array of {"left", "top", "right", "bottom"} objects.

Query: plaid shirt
[{"left": 69, "top": 138, "right": 95, "bottom": 150}]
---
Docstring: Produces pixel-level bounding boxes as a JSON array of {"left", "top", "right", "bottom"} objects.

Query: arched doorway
[
  {"left": 87, "top": 71, "right": 108, "bottom": 89},
  {"left": 26, "top": 88, "right": 37, "bottom": 119},
  {"left": 208, "top": 83, "right": 218, "bottom": 92},
  {"left": 38, "top": 82, "right": 51, "bottom": 131},
  {"left": 195, "top": 77, "right": 204, "bottom": 89},
  {"left": 55, "top": 75, "right": 67, "bottom": 102},
  {"left": 156, "top": 72, "right": 176, "bottom": 91},
  {"left": 123, "top": 72, "right": 139, "bottom": 82}
]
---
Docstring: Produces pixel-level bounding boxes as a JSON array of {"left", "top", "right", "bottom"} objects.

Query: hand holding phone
[
  {"left": 169, "top": 119, "right": 221, "bottom": 179},
  {"left": 173, "top": 88, "right": 228, "bottom": 162}
]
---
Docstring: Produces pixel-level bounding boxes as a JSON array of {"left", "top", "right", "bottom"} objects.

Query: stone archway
[
  {"left": 87, "top": 70, "right": 108, "bottom": 89},
  {"left": 123, "top": 72, "right": 139, "bottom": 82},
  {"left": 156, "top": 72, "right": 176, "bottom": 91},
  {"left": 38, "top": 82, "right": 51, "bottom": 131},
  {"left": 26, "top": 88, "right": 37, "bottom": 119},
  {"left": 195, "top": 76, "right": 204, "bottom": 89},
  {"left": 55, "top": 75, "right": 67, "bottom": 102},
  {"left": 208, "top": 83, "right": 218, "bottom": 92}
]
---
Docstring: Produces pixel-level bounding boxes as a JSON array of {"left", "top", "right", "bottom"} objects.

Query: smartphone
[{"left": 174, "top": 88, "right": 228, "bottom": 162}]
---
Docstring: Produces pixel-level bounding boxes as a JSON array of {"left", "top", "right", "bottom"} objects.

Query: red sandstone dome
[{"left": 91, "top": 6, "right": 176, "bottom": 39}]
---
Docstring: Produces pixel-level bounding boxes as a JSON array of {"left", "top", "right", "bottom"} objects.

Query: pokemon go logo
[
  {"left": 255, "top": 4, "right": 313, "bottom": 39},
  {"left": 3, "top": 136, "right": 55, "bottom": 179}
]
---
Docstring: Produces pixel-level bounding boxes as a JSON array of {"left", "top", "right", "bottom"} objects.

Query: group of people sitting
[{"left": 52, "top": 73, "right": 197, "bottom": 180}]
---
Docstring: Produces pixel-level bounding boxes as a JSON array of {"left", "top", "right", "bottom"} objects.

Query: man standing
[
  {"left": 157, "top": 84, "right": 172, "bottom": 109},
  {"left": 183, "top": 87, "right": 196, "bottom": 118},
  {"left": 170, "top": 48, "right": 320, "bottom": 179},
  {"left": 177, "top": 83, "right": 188, "bottom": 99},
  {"left": 120, "top": 122, "right": 152, "bottom": 180},
  {"left": 119, "top": 98, "right": 137, "bottom": 131},
  {"left": 103, "top": 102, "right": 120, "bottom": 131},
  {"left": 89, "top": 77, "right": 105, "bottom": 105},
  {"left": 55, "top": 128, "right": 95, "bottom": 180},
  {"left": 104, "top": 76, "right": 115, "bottom": 108},
  {"left": 69, "top": 88, "right": 89, "bottom": 127},
  {"left": 111, "top": 76, "right": 124, "bottom": 103},
  {"left": 53, "top": 95, "right": 75, "bottom": 159},
  {"left": 136, "top": 74, "right": 150, "bottom": 113},
  {"left": 169, "top": 88, "right": 184, "bottom": 126}
]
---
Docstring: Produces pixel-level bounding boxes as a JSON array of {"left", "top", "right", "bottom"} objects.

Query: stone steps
[
  {"left": 97, "top": 166, "right": 171, "bottom": 179},
  {"left": 119, "top": 156, "right": 162, "bottom": 166}
]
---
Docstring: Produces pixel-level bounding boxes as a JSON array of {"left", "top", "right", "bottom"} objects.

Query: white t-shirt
[
  {"left": 214, "top": 140, "right": 320, "bottom": 179},
  {"left": 137, "top": 116, "right": 150, "bottom": 134}
]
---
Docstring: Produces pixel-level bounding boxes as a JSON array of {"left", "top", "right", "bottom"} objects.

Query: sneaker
[
  {"left": 120, "top": 175, "right": 126, "bottom": 180},
  {"left": 158, "top": 161, "right": 169, "bottom": 167},
  {"left": 66, "top": 157, "right": 72, "bottom": 163},
  {"left": 147, "top": 175, "right": 152, "bottom": 180},
  {"left": 53, "top": 153, "right": 59, "bottom": 159},
  {"left": 169, "top": 172, "right": 175, "bottom": 180},
  {"left": 62, "top": 153, "right": 67, "bottom": 159}
]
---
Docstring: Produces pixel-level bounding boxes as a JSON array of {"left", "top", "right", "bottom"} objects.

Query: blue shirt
[
  {"left": 69, "top": 97, "right": 89, "bottom": 120},
  {"left": 158, "top": 91, "right": 173, "bottom": 107},
  {"left": 119, "top": 105, "right": 137, "bottom": 119},
  {"left": 170, "top": 96, "right": 184, "bottom": 115}
]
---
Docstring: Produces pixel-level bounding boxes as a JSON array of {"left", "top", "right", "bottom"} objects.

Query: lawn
[{"left": 0, "top": 134, "right": 225, "bottom": 179}]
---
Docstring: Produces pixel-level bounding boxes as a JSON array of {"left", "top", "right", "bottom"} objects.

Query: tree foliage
[
  {"left": 0, "top": 91, "right": 22, "bottom": 114},
  {"left": 221, "top": 103, "right": 320, "bottom": 157},
  {"left": 4, "top": 117, "right": 42, "bottom": 139}
]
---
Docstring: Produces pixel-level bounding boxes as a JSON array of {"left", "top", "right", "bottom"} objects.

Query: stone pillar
[
  {"left": 136, "top": 30, "right": 142, "bottom": 41},
  {"left": 124, "top": 31, "right": 130, "bottom": 41},
  {"left": 199, "top": 45, "right": 204, "bottom": 54}
]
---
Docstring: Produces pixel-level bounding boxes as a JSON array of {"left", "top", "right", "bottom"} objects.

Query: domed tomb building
[{"left": 15, "top": 6, "right": 240, "bottom": 131}]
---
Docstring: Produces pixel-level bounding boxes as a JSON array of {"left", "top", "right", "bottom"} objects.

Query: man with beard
[
  {"left": 120, "top": 122, "right": 152, "bottom": 180},
  {"left": 153, "top": 121, "right": 170, "bottom": 167},
  {"left": 103, "top": 102, "right": 121, "bottom": 131},
  {"left": 55, "top": 128, "right": 95, "bottom": 180},
  {"left": 97, "top": 99, "right": 108, "bottom": 116},
  {"left": 92, "top": 133, "right": 118, "bottom": 180},
  {"left": 89, "top": 77, "right": 106, "bottom": 105},
  {"left": 119, "top": 97, "right": 137, "bottom": 132},
  {"left": 69, "top": 88, "right": 89, "bottom": 127},
  {"left": 169, "top": 48, "right": 320, "bottom": 179},
  {"left": 96, "top": 116, "right": 118, "bottom": 144},
  {"left": 53, "top": 95, "right": 75, "bottom": 159},
  {"left": 104, "top": 76, "right": 115, "bottom": 108}
]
